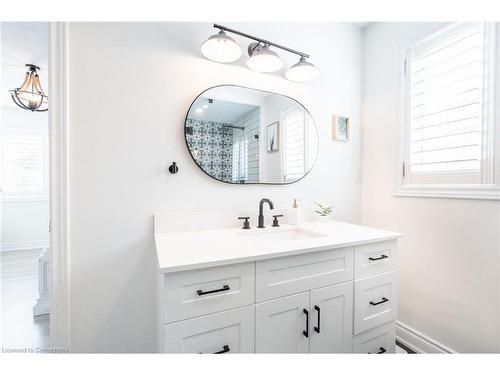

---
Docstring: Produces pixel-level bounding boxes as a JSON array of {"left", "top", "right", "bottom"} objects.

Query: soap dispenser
[{"left": 288, "top": 199, "right": 301, "bottom": 225}]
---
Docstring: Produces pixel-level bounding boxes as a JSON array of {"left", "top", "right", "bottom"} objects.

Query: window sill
[{"left": 394, "top": 185, "right": 500, "bottom": 200}]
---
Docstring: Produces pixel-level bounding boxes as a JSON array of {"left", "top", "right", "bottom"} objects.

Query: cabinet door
[
  {"left": 255, "top": 292, "right": 310, "bottom": 353},
  {"left": 163, "top": 305, "right": 254, "bottom": 353},
  {"left": 309, "top": 281, "right": 353, "bottom": 353}
]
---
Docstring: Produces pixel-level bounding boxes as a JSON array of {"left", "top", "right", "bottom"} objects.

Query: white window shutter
[
  {"left": 283, "top": 105, "right": 318, "bottom": 182},
  {"left": 283, "top": 106, "right": 306, "bottom": 181},
  {"left": 403, "top": 23, "right": 495, "bottom": 185}
]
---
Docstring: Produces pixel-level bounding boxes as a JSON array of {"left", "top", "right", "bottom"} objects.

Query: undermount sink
[{"left": 237, "top": 227, "right": 326, "bottom": 243}]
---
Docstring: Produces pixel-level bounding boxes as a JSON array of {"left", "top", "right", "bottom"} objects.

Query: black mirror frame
[{"left": 184, "top": 84, "right": 319, "bottom": 185}]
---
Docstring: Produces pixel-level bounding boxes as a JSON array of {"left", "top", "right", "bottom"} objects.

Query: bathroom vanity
[{"left": 154, "top": 215, "right": 402, "bottom": 354}]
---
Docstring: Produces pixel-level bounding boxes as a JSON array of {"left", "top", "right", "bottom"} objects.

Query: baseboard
[
  {"left": 395, "top": 321, "right": 457, "bottom": 354},
  {"left": 1, "top": 240, "right": 49, "bottom": 252}
]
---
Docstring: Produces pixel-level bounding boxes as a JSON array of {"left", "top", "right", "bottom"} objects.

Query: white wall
[
  {"left": 66, "top": 22, "right": 363, "bottom": 352},
  {"left": 1, "top": 200, "right": 48, "bottom": 248},
  {"left": 362, "top": 22, "right": 500, "bottom": 353}
]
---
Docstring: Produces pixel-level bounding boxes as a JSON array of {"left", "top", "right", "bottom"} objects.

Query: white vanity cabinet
[
  {"left": 159, "top": 236, "right": 399, "bottom": 353},
  {"left": 155, "top": 218, "right": 401, "bottom": 354}
]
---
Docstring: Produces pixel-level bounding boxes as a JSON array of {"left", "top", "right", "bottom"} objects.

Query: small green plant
[{"left": 314, "top": 202, "right": 332, "bottom": 217}]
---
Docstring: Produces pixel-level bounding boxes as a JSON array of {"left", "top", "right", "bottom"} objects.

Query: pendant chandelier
[{"left": 9, "top": 64, "right": 48, "bottom": 112}]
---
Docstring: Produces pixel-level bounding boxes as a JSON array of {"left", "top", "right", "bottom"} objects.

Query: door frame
[{"left": 48, "top": 21, "right": 70, "bottom": 350}]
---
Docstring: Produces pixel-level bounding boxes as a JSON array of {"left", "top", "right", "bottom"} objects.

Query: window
[
  {"left": 397, "top": 23, "right": 500, "bottom": 199},
  {"left": 283, "top": 106, "right": 318, "bottom": 182},
  {"left": 1, "top": 129, "right": 49, "bottom": 201}
]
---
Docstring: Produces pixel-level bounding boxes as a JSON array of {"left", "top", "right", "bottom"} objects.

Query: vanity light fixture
[
  {"left": 200, "top": 30, "right": 242, "bottom": 63},
  {"left": 9, "top": 64, "right": 48, "bottom": 112},
  {"left": 201, "top": 24, "right": 320, "bottom": 82}
]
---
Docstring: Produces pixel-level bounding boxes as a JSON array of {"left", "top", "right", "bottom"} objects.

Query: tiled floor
[
  {"left": 1, "top": 249, "right": 50, "bottom": 350},
  {"left": 395, "top": 341, "right": 416, "bottom": 354}
]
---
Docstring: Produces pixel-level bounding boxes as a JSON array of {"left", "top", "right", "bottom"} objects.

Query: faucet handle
[
  {"left": 238, "top": 217, "right": 251, "bottom": 230},
  {"left": 272, "top": 214, "right": 284, "bottom": 227}
]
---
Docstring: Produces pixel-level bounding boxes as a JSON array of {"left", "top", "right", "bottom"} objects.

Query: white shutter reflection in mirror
[
  {"left": 283, "top": 106, "right": 317, "bottom": 182},
  {"left": 404, "top": 22, "right": 495, "bottom": 185}
]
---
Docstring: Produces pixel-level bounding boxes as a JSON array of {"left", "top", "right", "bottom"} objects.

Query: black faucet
[{"left": 258, "top": 198, "right": 274, "bottom": 228}]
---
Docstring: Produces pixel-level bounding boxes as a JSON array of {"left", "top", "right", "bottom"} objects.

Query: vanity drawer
[
  {"left": 163, "top": 262, "right": 254, "bottom": 323},
  {"left": 354, "top": 271, "right": 397, "bottom": 334},
  {"left": 255, "top": 247, "right": 353, "bottom": 302},
  {"left": 163, "top": 305, "right": 254, "bottom": 353},
  {"left": 353, "top": 321, "right": 395, "bottom": 354},
  {"left": 354, "top": 240, "right": 397, "bottom": 279}
]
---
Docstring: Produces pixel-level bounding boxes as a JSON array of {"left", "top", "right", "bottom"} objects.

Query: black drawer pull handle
[
  {"left": 369, "top": 347, "right": 386, "bottom": 354},
  {"left": 197, "top": 284, "right": 230, "bottom": 296},
  {"left": 370, "top": 297, "right": 389, "bottom": 306},
  {"left": 314, "top": 305, "right": 320, "bottom": 333},
  {"left": 303, "top": 308, "right": 309, "bottom": 337},
  {"left": 214, "top": 345, "right": 230, "bottom": 354},
  {"left": 368, "top": 254, "right": 388, "bottom": 261}
]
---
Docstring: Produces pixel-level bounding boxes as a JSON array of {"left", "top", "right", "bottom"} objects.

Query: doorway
[{"left": 1, "top": 22, "right": 51, "bottom": 351}]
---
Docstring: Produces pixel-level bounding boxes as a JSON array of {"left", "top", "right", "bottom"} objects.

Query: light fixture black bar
[{"left": 214, "top": 23, "right": 310, "bottom": 59}]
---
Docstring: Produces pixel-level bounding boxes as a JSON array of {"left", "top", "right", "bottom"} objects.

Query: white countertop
[{"left": 154, "top": 220, "right": 402, "bottom": 274}]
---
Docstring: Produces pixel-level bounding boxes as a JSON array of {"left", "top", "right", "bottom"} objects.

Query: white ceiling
[
  {"left": 1, "top": 22, "right": 49, "bottom": 107},
  {"left": 189, "top": 96, "right": 258, "bottom": 124}
]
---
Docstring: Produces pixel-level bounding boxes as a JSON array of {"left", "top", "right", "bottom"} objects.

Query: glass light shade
[
  {"left": 285, "top": 57, "right": 320, "bottom": 82},
  {"left": 18, "top": 91, "right": 44, "bottom": 110},
  {"left": 246, "top": 45, "right": 284, "bottom": 73},
  {"left": 200, "top": 30, "right": 242, "bottom": 63}
]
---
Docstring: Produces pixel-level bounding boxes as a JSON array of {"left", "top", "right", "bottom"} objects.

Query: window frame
[{"left": 395, "top": 22, "right": 500, "bottom": 200}]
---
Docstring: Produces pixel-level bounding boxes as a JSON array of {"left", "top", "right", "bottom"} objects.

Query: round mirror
[{"left": 185, "top": 85, "right": 318, "bottom": 184}]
